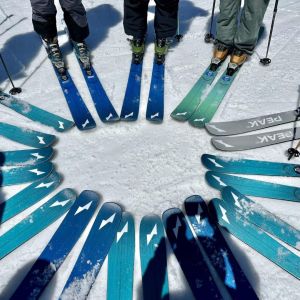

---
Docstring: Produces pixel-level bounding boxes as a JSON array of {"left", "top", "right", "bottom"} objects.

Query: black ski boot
[
  {"left": 129, "top": 37, "right": 145, "bottom": 64},
  {"left": 155, "top": 38, "right": 169, "bottom": 65},
  {"left": 43, "top": 36, "right": 67, "bottom": 80},
  {"left": 210, "top": 43, "right": 230, "bottom": 71},
  {"left": 226, "top": 48, "right": 248, "bottom": 76},
  {"left": 72, "top": 41, "right": 92, "bottom": 75}
]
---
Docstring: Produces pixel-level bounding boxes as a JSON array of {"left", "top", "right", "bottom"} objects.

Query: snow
[{"left": 0, "top": 0, "right": 300, "bottom": 299}]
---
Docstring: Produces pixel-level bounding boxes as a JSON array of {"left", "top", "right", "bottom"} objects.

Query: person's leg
[
  {"left": 30, "top": 0, "right": 57, "bottom": 39},
  {"left": 59, "top": 0, "right": 89, "bottom": 42},
  {"left": 234, "top": 0, "right": 270, "bottom": 54},
  {"left": 123, "top": 0, "right": 149, "bottom": 38},
  {"left": 154, "top": 0, "right": 179, "bottom": 39}
]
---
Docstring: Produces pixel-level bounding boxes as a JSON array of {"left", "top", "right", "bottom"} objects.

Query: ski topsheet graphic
[
  {"left": 201, "top": 153, "right": 300, "bottom": 177},
  {"left": 184, "top": 195, "right": 258, "bottom": 299},
  {"left": 11, "top": 190, "right": 99, "bottom": 300},
  {"left": 0, "top": 91, "right": 74, "bottom": 132},
  {"left": 107, "top": 212, "right": 135, "bottom": 300},
  {"left": 59, "top": 202, "right": 122, "bottom": 300},
  {"left": 139, "top": 214, "right": 169, "bottom": 300},
  {"left": 0, "top": 122, "right": 56, "bottom": 148},
  {"left": 0, "top": 188, "right": 76, "bottom": 260}
]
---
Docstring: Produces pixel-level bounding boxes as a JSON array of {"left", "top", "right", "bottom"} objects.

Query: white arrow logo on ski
[
  {"left": 82, "top": 119, "right": 90, "bottom": 129},
  {"left": 151, "top": 112, "right": 159, "bottom": 119},
  {"left": 74, "top": 201, "right": 93, "bottom": 216},
  {"left": 195, "top": 204, "right": 203, "bottom": 224},
  {"left": 58, "top": 121, "right": 65, "bottom": 129},
  {"left": 30, "top": 152, "right": 45, "bottom": 160},
  {"left": 117, "top": 222, "right": 129, "bottom": 243},
  {"left": 206, "top": 124, "right": 226, "bottom": 133},
  {"left": 29, "top": 168, "right": 45, "bottom": 176},
  {"left": 99, "top": 213, "right": 116, "bottom": 230},
  {"left": 175, "top": 112, "right": 187, "bottom": 116},
  {"left": 193, "top": 118, "right": 206, "bottom": 122},
  {"left": 214, "top": 139, "right": 234, "bottom": 148},
  {"left": 50, "top": 199, "right": 71, "bottom": 207},
  {"left": 220, "top": 205, "right": 230, "bottom": 224},
  {"left": 231, "top": 191, "right": 242, "bottom": 209},
  {"left": 212, "top": 175, "right": 227, "bottom": 187},
  {"left": 37, "top": 136, "right": 46, "bottom": 145},
  {"left": 173, "top": 217, "right": 182, "bottom": 239},
  {"left": 207, "top": 158, "right": 223, "bottom": 168},
  {"left": 106, "top": 113, "right": 113, "bottom": 121},
  {"left": 124, "top": 112, "right": 134, "bottom": 119},
  {"left": 35, "top": 181, "right": 55, "bottom": 189},
  {"left": 147, "top": 224, "right": 157, "bottom": 245}
]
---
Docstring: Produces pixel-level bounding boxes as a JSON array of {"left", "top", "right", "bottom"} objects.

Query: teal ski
[{"left": 107, "top": 212, "right": 135, "bottom": 300}]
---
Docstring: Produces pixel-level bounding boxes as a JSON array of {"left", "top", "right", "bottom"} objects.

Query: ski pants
[
  {"left": 216, "top": 0, "right": 270, "bottom": 54},
  {"left": 123, "top": 0, "right": 179, "bottom": 39},
  {"left": 30, "top": 0, "right": 89, "bottom": 42}
]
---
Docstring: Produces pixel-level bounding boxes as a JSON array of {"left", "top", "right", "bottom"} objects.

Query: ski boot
[
  {"left": 154, "top": 38, "right": 169, "bottom": 65},
  {"left": 72, "top": 40, "right": 92, "bottom": 75},
  {"left": 129, "top": 37, "right": 145, "bottom": 64},
  {"left": 210, "top": 43, "right": 229, "bottom": 71},
  {"left": 43, "top": 36, "right": 67, "bottom": 80},
  {"left": 226, "top": 48, "right": 248, "bottom": 76}
]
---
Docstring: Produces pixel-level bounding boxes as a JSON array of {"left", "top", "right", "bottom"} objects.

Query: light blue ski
[
  {"left": 107, "top": 212, "right": 135, "bottom": 300},
  {"left": 1, "top": 161, "right": 53, "bottom": 186},
  {"left": 222, "top": 187, "right": 300, "bottom": 250},
  {"left": 202, "top": 153, "right": 300, "bottom": 177},
  {"left": 0, "top": 171, "right": 61, "bottom": 224},
  {"left": 0, "top": 91, "right": 74, "bottom": 132},
  {"left": 206, "top": 171, "right": 300, "bottom": 202},
  {"left": 139, "top": 214, "right": 169, "bottom": 300},
  {"left": 10, "top": 190, "right": 99, "bottom": 300},
  {"left": 60, "top": 202, "right": 122, "bottom": 300},
  {"left": 0, "top": 188, "right": 76, "bottom": 260},
  {"left": 0, "top": 122, "right": 56, "bottom": 148},
  {"left": 0, "top": 147, "right": 53, "bottom": 166},
  {"left": 210, "top": 198, "right": 300, "bottom": 280}
]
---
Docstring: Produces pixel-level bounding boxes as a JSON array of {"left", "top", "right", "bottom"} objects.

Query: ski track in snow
[{"left": 0, "top": 0, "right": 300, "bottom": 299}]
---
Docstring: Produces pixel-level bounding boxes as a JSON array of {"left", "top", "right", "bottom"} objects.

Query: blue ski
[
  {"left": 0, "top": 171, "right": 61, "bottom": 224},
  {"left": 146, "top": 62, "right": 165, "bottom": 122},
  {"left": 139, "top": 214, "right": 169, "bottom": 300},
  {"left": 120, "top": 62, "right": 143, "bottom": 121},
  {"left": 210, "top": 198, "right": 300, "bottom": 280},
  {"left": 0, "top": 91, "right": 74, "bottom": 132},
  {"left": 202, "top": 153, "right": 300, "bottom": 177},
  {"left": 60, "top": 202, "right": 122, "bottom": 300},
  {"left": 162, "top": 208, "right": 221, "bottom": 299},
  {"left": 0, "top": 147, "right": 53, "bottom": 166},
  {"left": 1, "top": 161, "right": 53, "bottom": 186},
  {"left": 222, "top": 187, "right": 300, "bottom": 250},
  {"left": 107, "top": 212, "right": 135, "bottom": 300},
  {"left": 205, "top": 171, "right": 300, "bottom": 202},
  {"left": 11, "top": 190, "right": 99, "bottom": 300},
  {"left": 0, "top": 122, "right": 56, "bottom": 148},
  {"left": 184, "top": 195, "right": 258, "bottom": 299},
  {"left": 0, "top": 188, "right": 76, "bottom": 260}
]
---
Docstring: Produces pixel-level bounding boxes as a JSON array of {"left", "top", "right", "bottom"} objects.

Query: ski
[
  {"left": 139, "top": 214, "right": 169, "bottom": 300},
  {"left": 0, "top": 122, "right": 56, "bottom": 148},
  {"left": 107, "top": 212, "right": 135, "bottom": 300},
  {"left": 210, "top": 198, "right": 300, "bottom": 280},
  {"left": 201, "top": 153, "right": 300, "bottom": 177},
  {"left": 120, "top": 61, "right": 143, "bottom": 121},
  {"left": 222, "top": 187, "right": 300, "bottom": 250},
  {"left": 170, "top": 66, "right": 220, "bottom": 121},
  {"left": 0, "top": 171, "right": 61, "bottom": 224},
  {"left": 189, "top": 69, "right": 240, "bottom": 127},
  {"left": 1, "top": 161, "right": 53, "bottom": 186},
  {"left": 206, "top": 108, "right": 300, "bottom": 136},
  {"left": 162, "top": 208, "right": 221, "bottom": 299},
  {"left": 0, "top": 91, "right": 74, "bottom": 132},
  {"left": 205, "top": 171, "right": 300, "bottom": 202},
  {"left": 0, "top": 188, "right": 76, "bottom": 260},
  {"left": 211, "top": 126, "right": 300, "bottom": 151},
  {"left": 146, "top": 61, "right": 165, "bottom": 122},
  {"left": 184, "top": 195, "right": 258, "bottom": 299},
  {"left": 59, "top": 202, "right": 122, "bottom": 300},
  {"left": 11, "top": 190, "right": 99, "bottom": 300},
  {"left": 0, "top": 146, "right": 53, "bottom": 166}
]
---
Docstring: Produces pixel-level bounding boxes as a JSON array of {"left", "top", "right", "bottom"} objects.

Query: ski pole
[
  {"left": 260, "top": 0, "right": 279, "bottom": 65},
  {"left": 0, "top": 52, "right": 22, "bottom": 95},
  {"left": 204, "top": 0, "right": 217, "bottom": 43},
  {"left": 175, "top": 4, "right": 183, "bottom": 42}
]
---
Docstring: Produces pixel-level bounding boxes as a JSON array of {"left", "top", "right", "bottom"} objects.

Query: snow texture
[{"left": 0, "top": 0, "right": 300, "bottom": 299}]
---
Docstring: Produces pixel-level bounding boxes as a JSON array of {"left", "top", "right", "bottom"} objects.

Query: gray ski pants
[
  {"left": 216, "top": 0, "right": 270, "bottom": 54},
  {"left": 30, "top": 0, "right": 89, "bottom": 42}
]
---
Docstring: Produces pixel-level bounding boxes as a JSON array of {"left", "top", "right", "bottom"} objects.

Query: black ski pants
[
  {"left": 123, "top": 0, "right": 179, "bottom": 39},
  {"left": 30, "top": 0, "right": 89, "bottom": 42}
]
